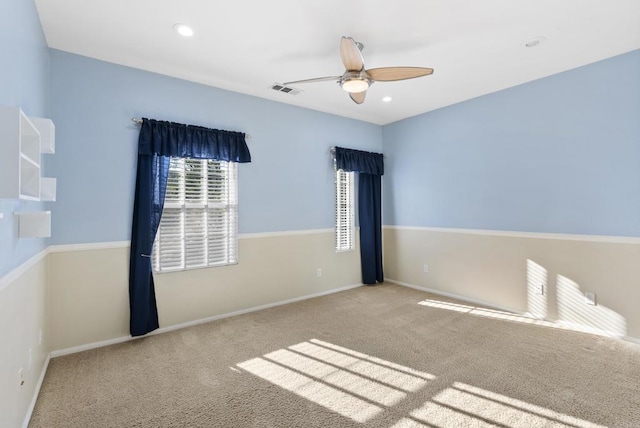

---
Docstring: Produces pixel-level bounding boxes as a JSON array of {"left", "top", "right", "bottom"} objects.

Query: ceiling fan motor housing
[{"left": 340, "top": 70, "right": 372, "bottom": 93}]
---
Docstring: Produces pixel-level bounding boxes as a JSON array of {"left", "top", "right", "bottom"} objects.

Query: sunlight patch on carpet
[
  {"left": 236, "top": 339, "right": 608, "bottom": 427},
  {"left": 410, "top": 382, "right": 608, "bottom": 428},
  {"left": 418, "top": 288, "right": 627, "bottom": 339},
  {"left": 237, "top": 357, "right": 382, "bottom": 423},
  {"left": 264, "top": 349, "right": 407, "bottom": 406},
  {"left": 290, "top": 341, "right": 432, "bottom": 392},
  {"left": 309, "top": 339, "right": 435, "bottom": 381},
  {"left": 237, "top": 339, "right": 436, "bottom": 423},
  {"left": 419, "top": 299, "right": 560, "bottom": 328}
]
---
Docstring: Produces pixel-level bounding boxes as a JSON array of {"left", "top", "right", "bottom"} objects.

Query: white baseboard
[
  {"left": 385, "top": 277, "right": 520, "bottom": 314},
  {"left": 49, "top": 336, "right": 136, "bottom": 358},
  {"left": 22, "top": 354, "right": 50, "bottom": 428},
  {"left": 624, "top": 336, "right": 640, "bottom": 346},
  {"left": 51, "top": 282, "right": 364, "bottom": 358}
]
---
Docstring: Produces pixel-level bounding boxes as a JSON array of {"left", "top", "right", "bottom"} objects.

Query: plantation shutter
[
  {"left": 153, "top": 158, "right": 238, "bottom": 272},
  {"left": 335, "top": 169, "right": 354, "bottom": 251},
  {"left": 153, "top": 158, "right": 185, "bottom": 271},
  {"left": 207, "top": 161, "right": 238, "bottom": 265}
]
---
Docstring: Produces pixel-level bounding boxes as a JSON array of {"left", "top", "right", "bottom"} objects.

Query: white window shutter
[
  {"left": 153, "top": 158, "right": 238, "bottom": 272},
  {"left": 185, "top": 207, "right": 207, "bottom": 268},
  {"left": 335, "top": 169, "right": 354, "bottom": 251},
  {"left": 154, "top": 207, "right": 184, "bottom": 271}
]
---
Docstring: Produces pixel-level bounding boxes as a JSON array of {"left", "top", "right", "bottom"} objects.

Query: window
[
  {"left": 335, "top": 168, "right": 354, "bottom": 251},
  {"left": 153, "top": 158, "right": 238, "bottom": 272}
]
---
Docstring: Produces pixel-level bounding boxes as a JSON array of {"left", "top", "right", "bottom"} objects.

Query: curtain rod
[{"left": 131, "top": 118, "right": 250, "bottom": 140}]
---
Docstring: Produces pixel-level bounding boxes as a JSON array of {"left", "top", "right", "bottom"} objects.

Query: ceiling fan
[{"left": 283, "top": 36, "right": 434, "bottom": 105}]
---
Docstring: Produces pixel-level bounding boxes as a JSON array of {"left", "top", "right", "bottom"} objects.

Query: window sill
[
  {"left": 153, "top": 261, "right": 238, "bottom": 274},
  {"left": 336, "top": 248, "right": 355, "bottom": 253}
]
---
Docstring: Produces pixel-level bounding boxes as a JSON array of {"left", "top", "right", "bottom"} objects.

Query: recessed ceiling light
[
  {"left": 382, "top": 96, "right": 392, "bottom": 103},
  {"left": 173, "top": 23, "right": 194, "bottom": 37},
  {"left": 524, "top": 37, "right": 546, "bottom": 48}
]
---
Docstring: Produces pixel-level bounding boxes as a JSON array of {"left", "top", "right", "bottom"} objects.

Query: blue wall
[
  {"left": 0, "top": 0, "right": 51, "bottom": 277},
  {"left": 382, "top": 50, "right": 640, "bottom": 237},
  {"left": 49, "top": 50, "right": 382, "bottom": 244},
  {"left": 3, "top": 10, "right": 637, "bottom": 273}
]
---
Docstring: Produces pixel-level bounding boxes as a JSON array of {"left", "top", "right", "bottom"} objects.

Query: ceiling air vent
[{"left": 270, "top": 83, "right": 301, "bottom": 95}]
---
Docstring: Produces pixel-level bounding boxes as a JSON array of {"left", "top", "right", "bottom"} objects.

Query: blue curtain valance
[
  {"left": 335, "top": 146, "right": 384, "bottom": 176},
  {"left": 138, "top": 118, "right": 251, "bottom": 162}
]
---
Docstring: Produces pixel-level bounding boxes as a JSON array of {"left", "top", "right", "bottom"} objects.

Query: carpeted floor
[{"left": 30, "top": 283, "right": 640, "bottom": 427}]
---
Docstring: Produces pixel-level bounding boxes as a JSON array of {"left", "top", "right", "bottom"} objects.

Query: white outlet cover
[{"left": 423, "top": 264, "right": 429, "bottom": 273}]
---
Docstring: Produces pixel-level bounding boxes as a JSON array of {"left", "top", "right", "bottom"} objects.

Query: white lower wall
[
  {"left": 384, "top": 226, "right": 640, "bottom": 340},
  {"left": 47, "top": 245, "right": 130, "bottom": 352},
  {"left": 47, "top": 230, "right": 362, "bottom": 352},
  {"left": 0, "top": 251, "right": 49, "bottom": 428}
]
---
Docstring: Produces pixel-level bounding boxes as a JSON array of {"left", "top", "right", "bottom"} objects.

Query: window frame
[{"left": 152, "top": 157, "right": 238, "bottom": 273}]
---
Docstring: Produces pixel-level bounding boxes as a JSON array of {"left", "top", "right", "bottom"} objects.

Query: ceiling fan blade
[
  {"left": 340, "top": 37, "right": 365, "bottom": 71},
  {"left": 366, "top": 67, "right": 434, "bottom": 82},
  {"left": 349, "top": 91, "right": 366, "bottom": 105},
  {"left": 283, "top": 76, "right": 341, "bottom": 85}
]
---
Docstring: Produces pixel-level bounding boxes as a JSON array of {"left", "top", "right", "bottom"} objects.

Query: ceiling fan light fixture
[{"left": 341, "top": 78, "right": 370, "bottom": 93}]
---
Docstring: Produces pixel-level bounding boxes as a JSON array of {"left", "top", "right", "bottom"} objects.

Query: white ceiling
[{"left": 35, "top": 0, "right": 640, "bottom": 125}]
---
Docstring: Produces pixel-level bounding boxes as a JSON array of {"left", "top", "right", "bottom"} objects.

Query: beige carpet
[{"left": 30, "top": 283, "right": 640, "bottom": 427}]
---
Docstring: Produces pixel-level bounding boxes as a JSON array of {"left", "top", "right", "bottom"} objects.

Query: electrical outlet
[
  {"left": 584, "top": 292, "right": 596, "bottom": 306},
  {"left": 423, "top": 264, "right": 429, "bottom": 273},
  {"left": 39, "top": 329, "right": 43, "bottom": 346},
  {"left": 316, "top": 268, "right": 322, "bottom": 278},
  {"left": 536, "top": 283, "right": 544, "bottom": 295}
]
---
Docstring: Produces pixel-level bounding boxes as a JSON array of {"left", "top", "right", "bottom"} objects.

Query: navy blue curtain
[
  {"left": 129, "top": 118, "right": 251, "bottom": 337},
  {"left": 335, "top": 147, "right": 384, "bottom": 285}
]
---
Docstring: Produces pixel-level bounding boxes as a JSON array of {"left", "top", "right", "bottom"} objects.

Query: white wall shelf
[
  {"left": 30, "top": 116, "right": 55, "bottom": 154},
  {"left": 40, "top": 178, "right": 57, "bottom": 202},
  {"left": 0, "top": 106, "right": 42, "bottom": 200},
  {"left": 15, "top": 211, "right": 51, "bottom": 238},
  {"left": 1, "top": 105, "right": 57, "bottom": 239}
]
